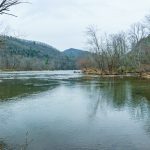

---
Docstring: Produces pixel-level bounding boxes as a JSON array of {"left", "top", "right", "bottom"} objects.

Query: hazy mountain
[
  {"left": 62, "top": 48, "right": 90, "bottom": 69},
  {"left": 63, "top": 48, "right": 89, "bottom": 58},
  {"left": 0, "top": 36, "right": 89, "bottom": 70}
]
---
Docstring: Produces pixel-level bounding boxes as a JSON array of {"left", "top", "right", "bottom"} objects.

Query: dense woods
[
  {"left": 85, "top": 15, "right": 150, "bottom": 75},
  {"left": 0, "top": 36, "right": 89, "bottom": 70}
]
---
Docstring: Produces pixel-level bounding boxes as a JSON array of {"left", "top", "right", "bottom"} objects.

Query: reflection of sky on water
[{"left": 0, "top": 70, "right": 83, "bottom": 80}]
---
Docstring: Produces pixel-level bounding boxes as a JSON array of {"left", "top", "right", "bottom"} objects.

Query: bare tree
[
  {"left": 86, "top": 26, "right": 101, "bottom": 53},
  {"left": 86, "top": 26, "right": 129, "bottom": 74},
  {"left": 107, "top": 32, "right": 128, "bottom": 72},
  {"left": 86, "top": 26, "right": 107, "bottom": 72},
  {"left": 128, "top": 23, "right": 148, "bottom": 48},
  {"left": 128, "top": 23, "right": 149, "bottom": 69},
  {"left": 143, "top": 15, "right": 150, "bottom": 33},
  {"left": 0, "top": 0, "right": 24, "bottom": 17}
]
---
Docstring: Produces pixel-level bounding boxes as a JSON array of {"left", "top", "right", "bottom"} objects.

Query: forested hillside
[
  {"left": 133, "top": 36, "right": 150, "bottom": 65},
  {"left": 0, "top": 36, "right": 89, "bottom": 70}
]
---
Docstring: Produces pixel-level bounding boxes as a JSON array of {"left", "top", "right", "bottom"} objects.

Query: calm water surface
[{"left": 0, "top": 71, "right": 150, "bottom": 150}]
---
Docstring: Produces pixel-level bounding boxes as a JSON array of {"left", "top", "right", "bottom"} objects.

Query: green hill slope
[{"left": 0, "top": 36, "right": 89, "bottom": 70}]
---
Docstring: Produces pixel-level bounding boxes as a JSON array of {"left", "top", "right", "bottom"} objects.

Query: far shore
[
  {"left": 82, "top": 68, "right": 150, "bottom": 79},
  {"left": 0, "top": 69, "right": 149, "bottom": 79}
]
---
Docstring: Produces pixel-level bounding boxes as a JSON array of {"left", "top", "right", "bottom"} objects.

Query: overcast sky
[{"left": 1, "top": 0, "right": 150, "bottom": 50}]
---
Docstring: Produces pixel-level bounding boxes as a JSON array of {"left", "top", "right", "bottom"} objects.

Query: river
[{"left": 0, "top": 70, "right": 150, "bottom": 150}]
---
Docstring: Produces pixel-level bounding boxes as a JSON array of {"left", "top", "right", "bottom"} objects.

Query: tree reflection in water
[
  {"left": 0, "top": 75, "right": 149, "bottom": 149},
  {"left": 81, "top": 77, "right": 150, "bottom": 135},
  {"left": 0, "top": 79, "right": 59, "bottom": 101}
]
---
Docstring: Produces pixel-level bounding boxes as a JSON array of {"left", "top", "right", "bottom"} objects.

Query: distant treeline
[{"left": 0, "top": 36, "right": 89, "bottom": 71}]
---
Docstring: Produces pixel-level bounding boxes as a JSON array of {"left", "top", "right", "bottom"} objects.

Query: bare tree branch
[{"left": 0, "top": 0, "right": 27, "bottom": 17}]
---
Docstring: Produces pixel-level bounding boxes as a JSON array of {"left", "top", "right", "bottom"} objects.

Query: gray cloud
[{"left": 1, "top": 0, "right": 150, "bottom": 50}]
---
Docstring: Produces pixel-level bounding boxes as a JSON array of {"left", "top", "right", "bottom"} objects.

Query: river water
[{"left": 0, "top": 71, "right": 150, "bottom": 150}]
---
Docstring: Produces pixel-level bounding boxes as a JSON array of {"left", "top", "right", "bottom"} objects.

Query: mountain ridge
[{"left": 0, "top": 36, "right": 90, "bottom": 70}]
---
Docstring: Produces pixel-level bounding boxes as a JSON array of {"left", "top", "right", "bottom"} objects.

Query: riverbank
[
  {"left": 82, "top": 68, "right": 150, "bottom": 79},
  {"left": 141, "top": 72, "right": 150, "bottom": 79}
]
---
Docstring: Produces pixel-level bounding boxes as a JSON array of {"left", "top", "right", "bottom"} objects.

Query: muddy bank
[{"left": 82, "top": 68, "right": 150, "bottom": 79}]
